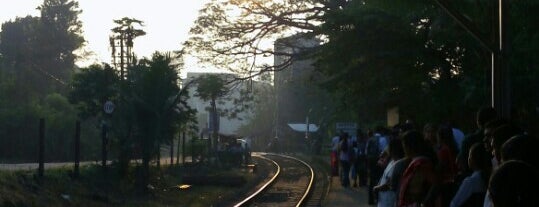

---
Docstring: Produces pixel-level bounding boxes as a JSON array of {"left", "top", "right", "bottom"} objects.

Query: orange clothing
[
  {"left": 437, "top": 145, "right": 457, "bottom": 183},
  {"left": 398, "top": 157, "right": 439, "bottom": 207}
]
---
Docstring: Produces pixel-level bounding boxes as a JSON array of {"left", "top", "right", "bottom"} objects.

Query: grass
[{"left": 0, "top": 162, "right": 260, "bottom": 207}]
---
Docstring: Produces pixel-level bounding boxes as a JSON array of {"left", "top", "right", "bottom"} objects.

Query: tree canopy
[
  {"left": 0, "top": 0, "right": 94, "bottom": 163},
  {"left": 0, "top": 0, "right": 84, "bottom": 96},
  {"left": 187, "top": 0, "right": 539, "bottom": 133}
]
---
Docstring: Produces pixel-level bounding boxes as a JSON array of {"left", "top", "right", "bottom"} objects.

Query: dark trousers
[
  {"left": 367, "top": 161, "right": 382, "bottom": 204},
  {"left": 340, "top": 160, "right": 351, "bottom": 187},
  {"left": 358, "top": 167, "right": 367, "bottom": 186},
  {"left": 357, "top": 157, "right": 367, "bottom": 186}
]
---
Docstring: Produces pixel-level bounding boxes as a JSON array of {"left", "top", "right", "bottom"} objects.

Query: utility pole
[
  {"left": 101, "top": 121, "right": 107, "bottom": 168},
  {"left": 305, "top": 116, "right": 309, "bottom": 139},
  {"left": 102, "top": 101, "right": 115, "bottom": 169},
  {"left": 110, "top": 17, "right": 146, "bottom": 79}
]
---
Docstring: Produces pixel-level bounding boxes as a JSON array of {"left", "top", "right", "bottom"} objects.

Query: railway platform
[{"left": 324, "top": 176, "right": 371, "bottom": 207}]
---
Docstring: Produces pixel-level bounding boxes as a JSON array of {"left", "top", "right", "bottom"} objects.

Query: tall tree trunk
[
  {"left": 211, "top": 98, "right": 218, "bottom": 151},
  {"left": 141, "top": 141, "right": 151, "bottom": 194},
  {"left": 176, "top": 132, "right": 181, "bottom": 165},
  {"left": 211, "top": 98, "right": 220, "bottom": 164}
]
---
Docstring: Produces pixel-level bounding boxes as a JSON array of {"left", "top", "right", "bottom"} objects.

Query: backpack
[{"left": 366, "top": 136, "right": 380, "bottom": 159}]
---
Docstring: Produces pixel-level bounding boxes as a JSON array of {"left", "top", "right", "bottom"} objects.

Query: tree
[
  {"left": 0, "top": 16, "right": 46, "bottom": 100},
  {"left": 0, "top": 0, "right": 90, "bottom": 163},
  {"left": 315, "top": 2, "right": 429, "bottom": 124},
  {"left": 37, "top": 0, "right": 85, "bottom": 86},
  {"left": 69, "top": 64, "right": 119, "bottom": 119},
  {"left": 0, "top": 0, "right": 84, "bottom": 97},
  {"left": 195, "top": 74, "right": 229, "bottom": 151},
  {"left": 126, "top": 52, "right": 192, "bottom": 192},
  {"left": 185, "top": 0, "right": 329, "bottom": 78},
  {"left": 236, "top": 83, "right": 275, "bottom": 148},
  {"left": 187, "top": 0, "right": 539, "bottom": 132}
]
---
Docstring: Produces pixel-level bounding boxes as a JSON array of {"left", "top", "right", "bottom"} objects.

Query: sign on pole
[{"left": 104, "top": 101, "right": 115, "bottom": 114}]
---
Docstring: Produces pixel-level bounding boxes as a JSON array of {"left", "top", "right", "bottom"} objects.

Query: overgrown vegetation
[
  {"left": 0, "top": 0, "right": 197, "bottom": 193},
  {"left": 0, "top": 164, "right": 258, "bottom": 207}
]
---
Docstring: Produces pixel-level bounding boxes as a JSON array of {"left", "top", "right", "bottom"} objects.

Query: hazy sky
[{"left": 0, "top": 0, "right": 209, "bottom": 67}]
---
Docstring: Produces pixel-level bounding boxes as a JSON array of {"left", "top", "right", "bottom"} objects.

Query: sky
[{"left": 0, "top": 0, "right": 209, "bottom": 69}]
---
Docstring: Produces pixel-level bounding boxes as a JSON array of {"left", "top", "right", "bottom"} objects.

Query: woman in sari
[{"left": 398, "top": 130, "right": 440, "bottom": 207}]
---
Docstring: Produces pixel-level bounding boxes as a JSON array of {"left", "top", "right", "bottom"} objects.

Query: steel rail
[
  {"left": 233, "top": 153, "right": 315, "bottom": 207},
  {"left": 233, "top": 153, "right": 280, "bottom": 207},
  {"left": 272, "top": 153, "right": 315, "bottom": 207}
]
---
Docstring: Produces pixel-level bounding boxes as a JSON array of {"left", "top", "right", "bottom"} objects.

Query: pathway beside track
[{"left": 324, "top": 176, "right": 371, "bottom": 207}]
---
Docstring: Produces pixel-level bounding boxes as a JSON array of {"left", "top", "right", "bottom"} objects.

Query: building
[{"left": 273, "top": 33, "right": 332, "bottom": 149}]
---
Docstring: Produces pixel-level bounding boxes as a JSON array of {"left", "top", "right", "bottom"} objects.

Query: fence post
[
  {"left": 101, "top": 123, "right": 107, "bottom": 169},
  {"left": 38, "top": 118, "right": 45, "bottom": 177},
  {"left": 170, "top": 139, "right": 174, "bottom": 165},
  {"left": 74, "top": 121, "right": 81, "bottom": 178},
  {"left": 176, "top": 133, "right": 181, "bottom": 165},
  {"left": 182, "top": 131, "right": 186, "bottom": 164},
  {"left": 157, "top": 144, "right": 161, "bottom": 168}
]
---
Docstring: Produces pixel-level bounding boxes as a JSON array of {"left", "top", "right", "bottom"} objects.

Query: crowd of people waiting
[{"left": 331, "top": 106, "right": 539, "bottom": 207}]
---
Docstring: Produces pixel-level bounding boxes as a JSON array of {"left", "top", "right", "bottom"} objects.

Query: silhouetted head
[
  {"left": 491, "top": 124, "right": 523, "bottom": 163},
  {"left": 400, "top": 122, "right": 415, "bottom": 135},
  {"left": 356, "top": 128, "right": 365, "bottom": 140},
  {"left": 375, "top": 126, "right": 385, "bottom": 134},
  {"left": 483, "top": 118, "right": 509, "bottom": 152},
  {"left": 400, "top": 130, "right": 423, "bottom": 158},
  {"left": 501, "top": 134, "right": 538, "bottom": 168},
  {"left": 477, "top": 106, "right": 497, "bottom": 129},
  {"left": 422, "top": 123, "right": 437, "bottom": 146},
  {"left": 389, "top": 138, "right": 404, "bottom": 160},
  {"left": 367, "top": 129, "right": 374, "bottom": 138},
  {"left": 488, "top": 161, "right": 539, "bottom": 207},
  {"left": 438, "top": 125, "right": 458, "bottom": 155},
  {"left": 340, "top": 132, "right": 349, "bottom": 141},
  {"left": 468, "top": 143, "right": 491, "bottom": 172}
]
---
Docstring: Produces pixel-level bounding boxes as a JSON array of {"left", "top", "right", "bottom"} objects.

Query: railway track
[
  {"left": 299, "top": 155, "right": 330, "bottom": 207},
  {"left": 234, "top": 153, "right": 314, "bottom": 207}
]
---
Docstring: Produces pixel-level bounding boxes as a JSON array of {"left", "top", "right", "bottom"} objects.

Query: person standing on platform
[
  {"left": 398, "top": 130, "right": 440, "bottom": 207},
  {"left": 356, "top": 129, "right": 368, "bottom": 187},
  {"left": 338, "top": 133, "right": 352, "bottom": 187},
  {"left": 450, "top": 143, "right": 491, "bottom": 207},
  {"left": 457, "top": 107, "right": 496, "bottom": 179},
  {"left": 331, "top": 133, "right": 341, "bottom": 177},
  {"left": 374, "top": 138, "right": 404, "bottom": 207},
  {"left": 366, "top": 128, "right": 384, "bottom": 204}
]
